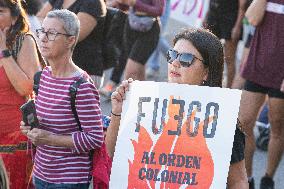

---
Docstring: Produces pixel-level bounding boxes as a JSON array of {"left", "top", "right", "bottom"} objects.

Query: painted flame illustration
[{"left": 128, "top": 97, "right": 214, "bottom": 189}]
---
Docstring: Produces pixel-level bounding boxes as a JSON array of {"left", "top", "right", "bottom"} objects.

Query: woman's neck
[{"left": 48, "top": 55, "right": 80, "bottom": 78}]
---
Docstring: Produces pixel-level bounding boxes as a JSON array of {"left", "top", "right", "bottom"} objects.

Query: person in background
[
  {"left": 117, "top": 0, "right": 164, "bottom": 81},
  {"left": 238, "top": 0, "right": 284, "bottom": 188},
  {"left": 145, "top": 0, "right": 171, "bottom": 80},
  {"left": 37, "top": 0, "right": 107, "bottom": 88},
  {"left": 20, "top": 9, "right": 104, "bottom": 188},
  {"left": 0, "top": 0, "right": 42, "bottom": 188},
  {"left": 21, "top": 0, "right": 42, "bottom": 35},
  {"left": 203, "top": 0, "right": 246, "bottom": 88},
  {"left": 231, "top": 0, "right": 254, "bottom": 89},
  {"left": 106, "top": 28, "right": 249, "bottom": 189},
  {"left": 100, "top": 0, "right": 164, "bottom": 96},
  {"left": 99, "top": 2, "right": 128, "bottom": 98}
]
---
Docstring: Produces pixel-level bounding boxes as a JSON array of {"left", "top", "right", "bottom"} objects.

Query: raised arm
[
  {"left": 105, "top": 78, "right": 133, "bottom": 158},
  {"left": 245, "top": 0, "right": 267, "bottom": 26},
  {"left": 0, "top": 31, "right": 41, "bottom": 96},
  {"left": 36, "top": 1, "right": 53, "bottom": 22}
]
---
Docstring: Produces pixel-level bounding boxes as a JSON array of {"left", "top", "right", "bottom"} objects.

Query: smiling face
[{"left": 168, "top": 39, "right": 208, "bottom": 85}]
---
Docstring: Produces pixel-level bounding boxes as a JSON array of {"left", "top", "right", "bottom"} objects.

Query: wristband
[
  {"left": 111, "top": 111, "right": 121, "bottom": 117},
  {"left": 0, "top": 49, "right": 11, "bottom": 59}
]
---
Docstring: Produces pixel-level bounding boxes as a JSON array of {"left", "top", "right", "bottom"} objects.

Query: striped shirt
[{"left": 33, "top": 67, "right": 104, "bottom": 183}]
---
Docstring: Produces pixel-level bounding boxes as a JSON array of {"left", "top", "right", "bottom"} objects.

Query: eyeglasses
[
  {"left": 36, "top": 28, "right": 73, "bottom": 41},
  {"left": 166, "top": 49, "right": 205, "bottom": 67}
]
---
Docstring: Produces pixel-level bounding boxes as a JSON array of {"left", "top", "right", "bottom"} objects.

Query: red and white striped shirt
[{"left": 33, "top": 67, "right": 103, "bottom": 183}]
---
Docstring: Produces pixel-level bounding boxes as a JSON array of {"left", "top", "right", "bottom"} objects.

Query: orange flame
[{"left": 128, "top": 96, "right": 214, "bottom": 189}]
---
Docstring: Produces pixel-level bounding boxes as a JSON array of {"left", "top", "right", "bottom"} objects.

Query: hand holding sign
[{"left": 111, "top": 78, "right": 133, "bottom": 116}]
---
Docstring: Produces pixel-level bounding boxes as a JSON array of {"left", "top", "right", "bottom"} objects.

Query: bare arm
[
  {"left": 105, "top": 114, "right": 122, "bottom": 158},
  {"left": 227, "top": 160, "right": 249, "bottom": 189},
  {"left": 77, "top": 12, "right": 97, "bottom": 42},
  {"left": 280, "top": 79, "right": 284, "bottom": 92},
  {"left": 231, "top": 0, "right": 247, "bottom": 42},
  {"left": 27, "top": 127, "right": 75, "bottom": 148},
  {"left": 245, "top": 0, "right": 267, "bottom": 26},
  {"left": 105, "top": 79, "right": 133, "bottom": 158},
  {"left": 0, "top": 32, "right": 41, "bottom": 96},
  {"left": 36, "top": 1, "right": 53, "bottom": 22}
]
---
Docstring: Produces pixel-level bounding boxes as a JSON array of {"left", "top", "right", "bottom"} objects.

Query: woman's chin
[{"left": 168, "top": 77, "right": 181, "bottom": 84}]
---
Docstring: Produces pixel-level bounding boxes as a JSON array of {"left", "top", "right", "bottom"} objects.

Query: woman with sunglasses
[
  {"left": 106, "top": 28, "right": 249, "bottom": 188},
  {"left": 0, "top": 0, "right": 42, "bottom": 188}
]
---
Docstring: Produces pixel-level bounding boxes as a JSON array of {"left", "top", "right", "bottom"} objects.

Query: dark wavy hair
[
  {"left": 0, "top": 0, "right": 29, "bottom": 48},
  {"left": 173, "top": 28, "right": 224, "bottom": 87}
]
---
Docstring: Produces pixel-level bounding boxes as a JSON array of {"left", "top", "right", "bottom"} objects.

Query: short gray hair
[{"left": 46, "top": 9, "right": 80, "bottom": 48}]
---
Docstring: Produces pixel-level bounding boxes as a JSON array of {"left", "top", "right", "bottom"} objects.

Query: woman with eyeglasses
[
  {"left": 106, "top": 28, "right": 249, "bottom": 188},
  {"left": 0, "top": 0, "right": 42, "bottom": 188},
  {"left": 37, "top": 0, "right": 107, "bottom": 88},
  {"left": 20, "top": 9, "right": 104, "bottom": 188}
]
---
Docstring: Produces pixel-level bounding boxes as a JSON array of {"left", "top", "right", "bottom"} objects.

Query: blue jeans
[
  {"left": 34, "top": 177, "right": 90, "bottom": 189},
  {"left": 147, "top": 0, "right": 171, "bottom": 71}
]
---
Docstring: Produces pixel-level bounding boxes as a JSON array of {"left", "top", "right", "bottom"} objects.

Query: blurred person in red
[{"left": 0, "top": 0, "right": 42, "bottom": 188}]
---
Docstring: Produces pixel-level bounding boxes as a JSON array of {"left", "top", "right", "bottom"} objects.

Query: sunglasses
[{"left": 166, "top": 49, "right": 204, "bottom": 67}]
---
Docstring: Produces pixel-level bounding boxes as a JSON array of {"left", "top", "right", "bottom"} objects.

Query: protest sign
[
  {"left": 110, "top": 81, "right": 242, "bottom": 189},
  {"left": 170, "top": 0, "right": 209, "bottom": 27}
]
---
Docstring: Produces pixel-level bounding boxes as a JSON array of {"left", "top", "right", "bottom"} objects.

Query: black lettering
[
  {"left": 153, "top": 169, "right": 160, "bottom": 181},
  {"left": 152, "top": 98, "right": 168, "bottom": 134},
  {"left": 167, "top": 154, "right": 176, "bottom": 166},
  {"left": 185, "top": 156, "right": 193, "bottom": 168},
  {"left": 161, "top": 170, "right": 169, "bottom": 182},
  {"left": 168, "top": 99, "right": 185, "bottom": 136},
  {"left": 176, "top": 155, "right": 185, "bottom": 167},
  {"left": 138, "top": 168, "right": 146, "bottom": 180},
  {"left": 169, "top": 171, "right": 178, "bottom": 183},
  {"left": 150, "top": 152, "right": 156, "bottom": 164},
  {"left": 191, "top": 173, "right": 198, "bottom": 185},
  {"left": 203, "top": 102, "right": 219, "bottom": 138},
  {"left": 193, "top": 157, "right": 201, "bottom": 169},
  {"left": 177, "top": 172, "right": 184, "bottom": 184},
  {"left": 146, "top": 168, "right": 154, "bottom": 180},
  {"left": 186, "top": 101, "right": 201, "bottom": 137},
  {"left": 159, "top": 153, "right": 167, "bottom": 165},
  {"left": 182, "top": 172, "right": 191, "bottom": 184},
  {"left": 185, "top": 156, "right": 201, "bottom": 169},
  {"left": 135, "top": 97, "right": 151, "bottom": 132},
  {"left": 141, "top": 151, "right": 149, "bottom": 164}
]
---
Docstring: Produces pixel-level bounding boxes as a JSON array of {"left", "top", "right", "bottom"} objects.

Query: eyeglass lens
[{"left": 36, "top": 29, "right": 57, "bottom": 41}]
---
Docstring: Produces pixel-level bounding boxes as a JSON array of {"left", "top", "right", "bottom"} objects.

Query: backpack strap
[
  {"left": 33, "top": 71, "right": 42, "bottom": 96},
  {"left": 69, "top": 77, "right": 88, "bottom": 131},
  {"left": 69, "top": 77, "right": 95, "bottom": 170}
]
